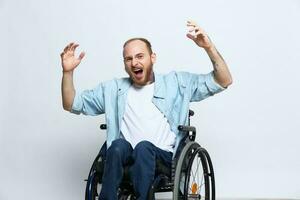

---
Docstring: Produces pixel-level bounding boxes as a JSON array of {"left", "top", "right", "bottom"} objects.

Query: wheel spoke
[
  {"left": 173, "top": 142, "right": 215, "bottom": 200},
  {"left": 188, "top": 153, "right": 204, "bottom": 195}
]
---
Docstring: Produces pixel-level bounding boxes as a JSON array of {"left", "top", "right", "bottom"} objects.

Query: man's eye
[
  {"left": 137, "top": 55, "right": 143, "bottom": 59},
  {"left": 125, "top": 58, "right": 132, "bottom": 62}
]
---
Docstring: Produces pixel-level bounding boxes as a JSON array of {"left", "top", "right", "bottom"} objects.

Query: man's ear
[{"left": 151, "top": 53, "right": 157, "bottom": 63}]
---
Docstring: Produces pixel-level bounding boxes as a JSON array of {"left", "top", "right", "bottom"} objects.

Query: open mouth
[{"left": 132, "top": 68, "right": 143, "bottom": 78}]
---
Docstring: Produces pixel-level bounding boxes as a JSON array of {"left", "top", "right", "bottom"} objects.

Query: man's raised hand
[
  {"left": 186, "top": 20, "right": 213, "bottom": 50},
  {"left": 60, "top": 42, "right": 85, "bottom": 72}
]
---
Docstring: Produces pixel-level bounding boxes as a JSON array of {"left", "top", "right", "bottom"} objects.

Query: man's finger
[
  {"left": 187, "top": 23, "right": 196, "bottom": 28},
  {"left": 63, "top": 46, "right": 69, "bottom": 52},
  {"left": 195, "top": 28, "right": 206, "bottom": 35},
  {"left": 78, "top": 52, "right": 85, "bottom": 60},
  {"left": 64, "top": 42, "right": 74, "bottom": 52},
  {"left": 186, "top": 33, "right": 196, "bottom": 41},
  {"left": 68, "top": 43, "right": 76, "bottom": 51},
  {"left": 187, "top": 20, "right": 198, "bottom": 27},
  {"left": 71, "top": 44, "right": 79, "bottom": 51},
  {"left": 188, "top": 26, "right": 200, "bottom": 32},
  {"left": 187, "top": 20, "right": 196, "bottom": 24}
]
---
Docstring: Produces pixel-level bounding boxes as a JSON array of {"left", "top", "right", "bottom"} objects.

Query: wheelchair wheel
[
  {"left": 173, "top": 142, "right": 215, "bottom": 200},
  {"left": 85, "top": 154, "right": 103, "bottom": 200},
  {"left": 85, "top": 154, "right": 135, "bottom": 200}
]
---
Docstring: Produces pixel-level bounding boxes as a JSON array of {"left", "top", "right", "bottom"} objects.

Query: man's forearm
[
  {"left": 61, "top": 71, "right": 75, "bottom": 111},
  {"left": 205, "top": 45, "right": 232, "bottom": 88}
]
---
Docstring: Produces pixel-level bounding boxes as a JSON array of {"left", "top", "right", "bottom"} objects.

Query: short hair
[{"left": 123, "top": 37, "right": 153, "bottom": 54}]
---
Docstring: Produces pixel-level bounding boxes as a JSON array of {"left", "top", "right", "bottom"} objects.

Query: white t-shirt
[{"left": 120, "top": 83, "right": 176, "bottom": 152}]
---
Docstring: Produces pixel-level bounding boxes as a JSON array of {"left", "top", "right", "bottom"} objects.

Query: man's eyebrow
[
  {"left": 124, "top": 55, "right": 132, "bottom": 60},
  {"left": 124, "top": 53, "right": 144, "bottom": 59},
  {"left": 134, "top": 53, "right": 145, "bottom": 58}
]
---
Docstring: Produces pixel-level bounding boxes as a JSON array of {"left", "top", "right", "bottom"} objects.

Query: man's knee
[
  {"left": 133, "top": 140, "right": 155, "bottom": 155},
  {"left": 107, "top": 139, "right": 131, "bottom": 156}
]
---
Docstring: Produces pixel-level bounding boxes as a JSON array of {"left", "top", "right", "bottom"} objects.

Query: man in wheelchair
[{"left": 60, "top": 20, "right": 232, "bottom": 200}]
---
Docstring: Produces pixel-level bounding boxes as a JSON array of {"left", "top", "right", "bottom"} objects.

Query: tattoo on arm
[{"left": 209, "top": 49, "right": 225, "bottom": 71}]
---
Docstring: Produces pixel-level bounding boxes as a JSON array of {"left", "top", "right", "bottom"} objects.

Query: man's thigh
[{"left": 133, "top": 141, "right": 173, "bottom": 167}]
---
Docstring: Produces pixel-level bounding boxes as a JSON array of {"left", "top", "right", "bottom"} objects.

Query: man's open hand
[
  {"left": 60, "top": 42, "right": 85, "bottom": 72},
  {"left": 186, "top": 20, "right": 213, "bottom": 50}
]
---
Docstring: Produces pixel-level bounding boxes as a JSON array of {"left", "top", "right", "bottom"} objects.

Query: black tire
[
  {"left": 85, "top": 154, "right": 103, "bottom": 200},
  {"left": 199, "top": 148, "right": 215, "bottom": 200},
  {"left": 173, "top": 142, "right": 214, "bottom": 200}
]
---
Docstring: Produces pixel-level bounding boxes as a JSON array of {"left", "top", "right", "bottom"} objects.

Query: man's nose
[{"left": 131, "top": 58, "right": 138, "bottom": 66}]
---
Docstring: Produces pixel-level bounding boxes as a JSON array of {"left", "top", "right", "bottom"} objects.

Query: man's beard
[{"left": 129, "top": 64, "right": 153, "bottom": 86}]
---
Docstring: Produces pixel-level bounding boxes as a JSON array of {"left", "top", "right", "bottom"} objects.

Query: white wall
[{"left": 0, "top": 0, "right": 299, "bottom": 199}]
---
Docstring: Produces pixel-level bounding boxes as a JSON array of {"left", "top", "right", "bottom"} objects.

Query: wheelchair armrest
[
  {"left": 178, "top": 125, "right": 196, "bottom": 141},
  {"left": 178, "top": 125, "right": 195, "bottom": 132}
]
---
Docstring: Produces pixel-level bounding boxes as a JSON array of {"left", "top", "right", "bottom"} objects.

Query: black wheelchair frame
[{"left": 85, "top": 110, "right": 215, "bottom": 200}]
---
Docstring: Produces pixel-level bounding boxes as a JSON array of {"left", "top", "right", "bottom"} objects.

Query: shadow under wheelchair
[{"left": 85, "top": 110, "right": 215, "bottom": 200}]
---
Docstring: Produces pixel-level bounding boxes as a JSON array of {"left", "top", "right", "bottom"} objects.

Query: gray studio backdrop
[{"left": 0, "top": 0, "right": 299, "bottom": 199}]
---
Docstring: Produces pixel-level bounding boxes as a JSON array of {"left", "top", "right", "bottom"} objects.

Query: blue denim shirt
[{"left": 71, "top": 71, "right": 225, "bottom": 155}]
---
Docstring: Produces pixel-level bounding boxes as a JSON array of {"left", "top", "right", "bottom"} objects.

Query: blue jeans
[{"left": 99, "top": 139, "right": 173, "bottom": 200}]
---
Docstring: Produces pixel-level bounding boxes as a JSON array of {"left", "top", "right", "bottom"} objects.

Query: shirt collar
[{"left": 153, "top": 72, "right": 165, "bottom": 99}]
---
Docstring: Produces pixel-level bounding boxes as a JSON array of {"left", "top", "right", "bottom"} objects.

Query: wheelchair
[{"left": 85, "top": 110, "right": 215, "bottom": 200}]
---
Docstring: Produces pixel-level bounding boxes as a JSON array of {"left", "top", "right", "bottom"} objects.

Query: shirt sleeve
[
  {"left": 188, "top": 71, "right": 225, "bottom": 102},
  {"left": 70, "top": 83, "right": 105, "bottom": 116}
]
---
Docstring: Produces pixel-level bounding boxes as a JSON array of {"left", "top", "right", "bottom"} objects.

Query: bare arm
[
  {"left": 61, "top": 71, "right": 75, "bottom": 111},
  {"left": 60, "top": 42, "right": 85, "bottom": 111},
  {"left": 186, "top": 20, "right": 232, "bottom": 88},
  {"left": 205, "top": 45, "right": 232, "bottom": 87}
]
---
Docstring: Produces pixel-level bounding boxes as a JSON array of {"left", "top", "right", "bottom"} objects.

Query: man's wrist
[
  {"left": 204, "top": 44, "right": 216, "bottom": 53},
  {"left": 62, "top": 70, "right": 74, "bottom": 76}
]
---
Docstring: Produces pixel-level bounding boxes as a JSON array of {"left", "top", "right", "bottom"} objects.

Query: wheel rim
[
  {"left": 185, "top": 148, "right": 208, "bottom": 200},
  {"left": 173, "top": 142, "right": 212, "bottom": 200},
  {"left": 87, "top": 171, "right": 102, "bottom": 200}
]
